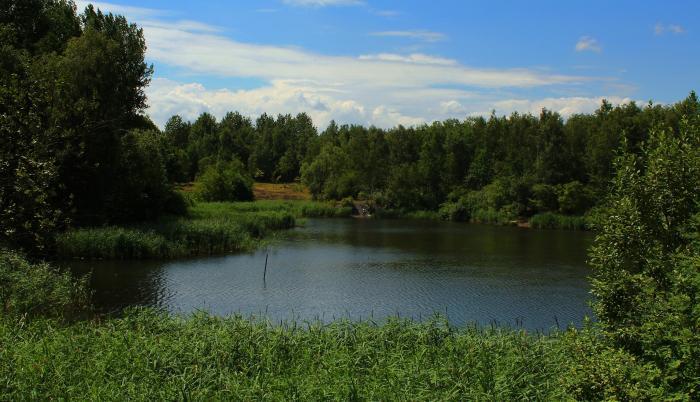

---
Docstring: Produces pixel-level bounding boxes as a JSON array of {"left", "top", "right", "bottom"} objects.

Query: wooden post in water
[{"left": 263, "top": 252, "right": 269, "bottom": 285}]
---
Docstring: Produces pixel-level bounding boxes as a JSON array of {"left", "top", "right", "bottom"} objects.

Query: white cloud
[
  {"left": 655, "top": 23, "right": 685, "bottom": 35},
  {"left": 370, "top": 30, "right": 447, "bottom": 42},
  {"left": 75, "top": 1, "right": 166, "bottom": 18},
  {"left": 147, "top": 78, "right": 634, "bottom": 129},
  {"left": 439, "top": 100, "right": 467, "bottom": 115},
  {"left": 80, "top": 1, "right": 624, "bottom": 129},
  {"left": 282, "top": 0, "right": 363, "bottom": 6},
  {"left": 142, "top": 24, "right": 583, "bottom": 89},
  {"left": 357, "top": 53, "right": 457, "bottom": 66},
  {"left": 575, "top": 36, "right": 601, "bottom": 52},
  {"left": 491, "top": 96, "right": 635, "bottom": 117},
  {"left": 146, "top": 78, "right": 421, "bottom": 128}
]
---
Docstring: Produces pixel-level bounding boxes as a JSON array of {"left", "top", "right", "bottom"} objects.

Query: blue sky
[{"left": 76, "top": 1, "right": 698, "bottom": 128}]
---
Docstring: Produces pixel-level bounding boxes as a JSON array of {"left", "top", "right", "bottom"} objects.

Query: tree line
[{"left": 158, "top": 93, "right": 699, "bottom": 221}]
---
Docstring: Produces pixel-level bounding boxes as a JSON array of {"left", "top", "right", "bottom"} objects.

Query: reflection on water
[{"left": 69, "top": 219, "right": 594, "bottom": 330}]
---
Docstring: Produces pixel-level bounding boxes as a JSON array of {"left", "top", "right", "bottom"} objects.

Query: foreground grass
[
  {"left": 0, "top": 311, "right": 570, "bottom": 400},
  {"left": 0, "top": 310, "right": 665, "bottom": 401},
  {"left": 55, "top": 201, "right": 350, "bottom": 260}
]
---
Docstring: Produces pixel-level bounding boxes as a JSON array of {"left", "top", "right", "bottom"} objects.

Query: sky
[{"left": 75, "top": 0, "right": 699, "bottom": 129}]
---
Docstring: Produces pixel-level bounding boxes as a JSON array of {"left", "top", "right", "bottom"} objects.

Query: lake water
[{"left": 69, "top": 219, "right": 595, "bottom": 330}]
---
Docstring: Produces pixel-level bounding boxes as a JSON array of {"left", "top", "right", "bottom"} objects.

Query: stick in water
[{"left": 263, "top": 252, "right": 269, "bottom": 284}]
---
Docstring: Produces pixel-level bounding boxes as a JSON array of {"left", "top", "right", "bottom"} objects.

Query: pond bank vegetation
[{"left": 55, "top": 201, "right": 350, "bottom": 260}]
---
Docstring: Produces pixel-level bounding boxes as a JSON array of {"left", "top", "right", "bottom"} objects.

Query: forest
[
  {"left": 159, "top": 95, "right": 697, "bottom": 226},
  {"left": 1, "top": 1, "right": 699, "bottom": 399}
]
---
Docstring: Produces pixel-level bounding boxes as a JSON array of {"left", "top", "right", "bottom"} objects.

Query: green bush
[
  {"left": 439, "top": 201, "right": 470, "bottom": 221},
  {"left": 106, "top": 130, "right": 175, "bottom": 223},
  {"left": 557, "top": 181, "right": 595, "bottom": 215},
  {"left": 590, "top": 119, "right": 700, "bottom": 397},
  {"left": 0, "top": 250, "right": 89, "bottom": 319},
  {"left": 557, "top": 327, "right": 664, "bottom": 400},
  {"left": 530, "top": 183, "right": 559, "bottom": 213},
  {"left": 197, "top": 160, "right": 254, "bottom": 202}
]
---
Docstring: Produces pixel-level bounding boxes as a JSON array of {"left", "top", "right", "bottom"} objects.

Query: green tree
[
  {"left": 197, "top": 160, "right": 254, "bottom": 202},
  {"left": 590, "top": 110, "right": 700, "bottom": 395}
]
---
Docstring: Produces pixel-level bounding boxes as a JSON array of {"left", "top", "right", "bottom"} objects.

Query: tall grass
[
  {"left": 0, "top": 250, "right": 89, "bottom": 319},
  {"left": 192, "top": 200, "right": 351, "bottom": 218},
  {"left": 55, "top": 202, "right": 304, "bottom": 260},
  {"left": 55, "top": 228, "right": 174, "bottom": 259},
  {"left": 469, "top": 208, "right": 514, "bottom": 225},
  {"left": 529, "top": 213, "right": 589, "bottom": 230},
  {"left": 0, "top": 309, "right": 572, "bottom": 400},
  {"left": 54, "top": 200, "right": 351, "bottom": 260}
]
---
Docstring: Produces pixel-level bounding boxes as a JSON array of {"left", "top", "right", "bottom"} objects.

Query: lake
[{"left": 69, "top": 218, "right": 595, "bottom": 330}]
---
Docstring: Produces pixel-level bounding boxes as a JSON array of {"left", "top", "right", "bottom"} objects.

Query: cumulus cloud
[
  {"left": 146, "top": 77, "right": 635, "bottom": 129},
  {"left": 370, "top": 30, "right": 447, "bottom": 42},
  {"left": 655, "top": 23, "right": 685, "bottom": 35},
  {"left": 575, "top": 36, "right": 601, "bottom": 52},
  {"left": 490, "top": 96, "right": 636, "bottom": 117},
  {"left": 146, "top": 78, "right": 422, "bottom": 128},
  {"left": 79, "top": 1, "right": 624, "bottom": 129}
]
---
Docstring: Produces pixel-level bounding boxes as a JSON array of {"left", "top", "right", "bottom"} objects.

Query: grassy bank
[
  {"left": 0, "top": 309, "right": 653, "bottom": 401},
  {"left": 375, "top": 206, "right": 590, "bottom": 230},
  {"left": 1, "top": 308, "right": 666, "bottom": 400},
  {"left": 55, "top": 201, "right": 350, "bottom": 260}
]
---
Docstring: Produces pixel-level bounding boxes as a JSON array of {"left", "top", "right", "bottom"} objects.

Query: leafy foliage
[
  {"left": 197, "top": 160, "right": 254, "bottom": 202},
  {"left": 590, "top": 106, "right": 700, "bottom": 397},
  {"left": 0, "top": 1, "right": 177, "bottom": 252}
]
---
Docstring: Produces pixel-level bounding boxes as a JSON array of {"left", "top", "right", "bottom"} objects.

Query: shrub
[
  {"left": 530, "top": 183, "right": 559, "bottom": 213},
  {"left": 0, "top": 250, "right": 89, "bottom": 319},
  {"left": 557, "top": 181, "right": 595, "bottom": 215},
  {"left": 106, "top": 130, "right": 174, "bottom": 222},
  {"left": 439, "top": 201, "right": 470, "bottom": 221},
  {"left": 197, "top": 160, "right": 254, "bottom": 202}
]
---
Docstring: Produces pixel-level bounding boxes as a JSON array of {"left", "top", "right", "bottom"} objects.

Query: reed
[
  {"left": 529, "top": 213, "right": 589, "bottom": 230},
  {"left": 55, "top": 202, "right": 301, "bottom": 260},
  {"left": 0, "top": 309, "right": 572, "bottom": 400}
]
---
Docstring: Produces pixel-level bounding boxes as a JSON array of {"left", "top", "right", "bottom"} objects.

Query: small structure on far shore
[{"left": 351, "top": 201, "right": 371, "bottom": 218}]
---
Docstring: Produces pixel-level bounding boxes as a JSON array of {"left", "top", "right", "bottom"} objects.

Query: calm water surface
[{"left": 70, "top": 219, "right": 594, "bottom": 330}]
